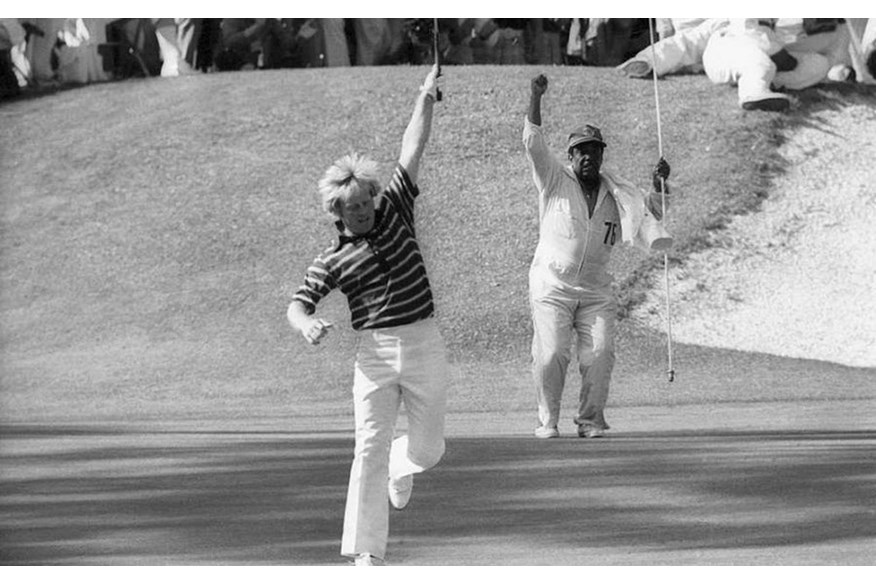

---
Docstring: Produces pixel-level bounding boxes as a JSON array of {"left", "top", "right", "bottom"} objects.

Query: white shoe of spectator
[
  {"left": 827, "top": 64, "right": 854, "bottom": 82},
  {"left": 618, "top": 59, "right": 652, "bottom": 78}
]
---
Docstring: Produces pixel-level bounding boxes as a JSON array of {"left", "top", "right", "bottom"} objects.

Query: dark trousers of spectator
[{"left": 0, "top": 50, "right": 21, "bottom": 98}]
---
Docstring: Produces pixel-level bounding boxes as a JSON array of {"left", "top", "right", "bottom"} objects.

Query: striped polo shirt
[{"left": 292, "top": 164, "right": 435, "bottom": 330}]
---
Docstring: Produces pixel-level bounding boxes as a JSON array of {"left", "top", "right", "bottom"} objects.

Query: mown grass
[{"left": 1, "top": 65, "right": 873, "bottom": 425}]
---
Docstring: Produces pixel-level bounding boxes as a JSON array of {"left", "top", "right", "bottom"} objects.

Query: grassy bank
[{"left": 1, "top": 65, "right": 872, "bottom": 424}]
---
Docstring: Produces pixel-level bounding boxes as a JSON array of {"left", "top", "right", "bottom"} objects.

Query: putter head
[{"left": 667, "top": 369, "right": 675, "bottom": 382}]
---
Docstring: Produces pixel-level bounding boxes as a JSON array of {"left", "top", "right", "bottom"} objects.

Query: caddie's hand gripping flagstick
[
  {"left": 648, "top": 19, "right": 675, "bottom": 382},
  {"left": 433, "top": 18, "right": 442, "bottom": 101}
]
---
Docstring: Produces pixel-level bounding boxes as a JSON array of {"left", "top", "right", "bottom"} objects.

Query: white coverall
[{"left": 523, "top": 118, "right": 672, "bottom": 431}]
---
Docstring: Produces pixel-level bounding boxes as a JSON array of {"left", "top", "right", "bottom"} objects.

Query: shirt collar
[{"left": 334, "top": 209, "right": 383, "bottom": 250}]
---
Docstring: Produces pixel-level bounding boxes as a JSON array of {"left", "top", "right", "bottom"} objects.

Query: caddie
[
  {"left": 287, "top": 65, "right": 447, "bottom": 566},
  {"left": 524, "top": 73, "right": 673, "bottom": 440}
]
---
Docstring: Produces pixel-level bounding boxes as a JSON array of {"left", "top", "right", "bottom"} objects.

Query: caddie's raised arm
[
  {"left": 523, "top": 74, "right": 563, "bottom": 194},
  {"left": 528, "top": 74, "right": 548, "bottom": 126},
  {"left": 398, "top": 64, "right": 440, "bottom": 186}
]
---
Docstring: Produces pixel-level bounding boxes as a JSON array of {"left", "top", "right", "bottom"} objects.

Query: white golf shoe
[
  {"left": 388, "top": 474, "right": 413, "bottom": 509},
  {"left": 354, "top": 553, "right": 383, "bottom": 566},
  {"left": 534, "top": 425, "right": 560, "bottom": 439}
]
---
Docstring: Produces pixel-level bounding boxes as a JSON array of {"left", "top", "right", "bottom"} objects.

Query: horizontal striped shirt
[{"left": 292, "top": 165, "right": 435, "bottom": 330}]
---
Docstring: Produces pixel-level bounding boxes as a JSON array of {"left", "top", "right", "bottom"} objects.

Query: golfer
[
  {"left": 286, "top": 65, "right": 447, "bottom": 566},
  {"left": 524, "top": 73, "right": 673, "bottom": 440}
]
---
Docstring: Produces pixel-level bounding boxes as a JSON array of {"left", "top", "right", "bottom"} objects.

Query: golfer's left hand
[
  {"left": 303, "top": 319, "right": 333, "bottom": 346},
  {"left": 421, "top": 64, "right": 439, "bottom": 100},
  {"left": 652, "top": 157, "right": 670, "bottom": 191}
]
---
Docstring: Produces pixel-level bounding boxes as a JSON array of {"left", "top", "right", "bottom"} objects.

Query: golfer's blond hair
[{"left": 318, "top": 153, "right": 382, "bottom": 218}]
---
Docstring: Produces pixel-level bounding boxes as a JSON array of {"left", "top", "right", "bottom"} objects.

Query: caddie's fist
[
  {"left": 652, "top": 157, "right": 670, "bottom": 191},
  {"left": 531, "top": 74, "right": 548, "bottom": 96}
]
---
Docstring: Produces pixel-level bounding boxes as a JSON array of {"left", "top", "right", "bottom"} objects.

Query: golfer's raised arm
[{"left": 399, "top": 64, "right": 439, "bottom": 185}]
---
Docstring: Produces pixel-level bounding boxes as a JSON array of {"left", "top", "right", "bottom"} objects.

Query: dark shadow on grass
[
  {"left": 401, "top": 430, "right": 876, "bottom": 563},
  {"left": 1, "top": 428, "right": 873, "bottom": 565}
]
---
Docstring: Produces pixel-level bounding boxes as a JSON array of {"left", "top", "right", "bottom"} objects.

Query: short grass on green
[{"left": 1, "top": 66, "right": 874, "bottom": 426}]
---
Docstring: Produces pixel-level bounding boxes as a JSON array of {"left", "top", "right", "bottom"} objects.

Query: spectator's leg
[
  {"left": 703, "top": 30, "right": 788, "bottom": 110},
  {"left": 321, "top": 18, "right": 350, "bottom": 67},
  {"left": 153, "top": 18, "right": 195, "bottom": 76},
  {"left": 176, "top": 18, "right": 201, "bottom": 68},
  {"left": 25, "top": 18, "right": 64, "bottom": 85},
  {"left": 0, "top": 50, "right": 21, "bottom": 98},
  {"left": 619, "top": 18, "right": 725, "bottom": 78},
  {"left": 774, "top": 51, "right": 830, "bottom": 89}
]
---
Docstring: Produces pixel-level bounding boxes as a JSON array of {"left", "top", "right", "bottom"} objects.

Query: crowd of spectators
[
  {"left": 0, "top": 18, "right": 668, "bottom": 97},
  {"left": 2, "top": 18, "right": 873, "bottom": 103}
]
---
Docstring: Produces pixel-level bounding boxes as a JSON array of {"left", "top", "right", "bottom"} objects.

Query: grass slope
[{"left": 1, "top": 66, "right": 873, "bottom": 424}]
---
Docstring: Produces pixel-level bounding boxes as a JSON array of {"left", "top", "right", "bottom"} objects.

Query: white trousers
[
  {"left": 530, "top": 274, "right": 616, "bottom": 430},
  {"left": 703, "top": 29, "right": 830, "bottom": 103},
  {"left": 340, "top": 317, "right": 448, "bottom": 560},
  {"left": 703, "top": 30, "right": 780, "bottom": 105}
]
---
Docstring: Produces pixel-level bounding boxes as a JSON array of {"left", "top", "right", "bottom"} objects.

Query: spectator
[
  {"left": 443, "top": 18, "right": 475, "bottom": 65},
  {"left": 618, "top": 18, "right": 729, "bottom": 79},
  {"left": 55, "top": 18, "right": 110, "bottom": 85},
  {"left": 320, "top": 18, "right": 350, "bottom": 67},
  {"left": 702, "top": 19, "right": 829, "bottom": 111},
  {"left": 215, "top": 19, "right": 302, "bottom": 71},
  {"left": 471, "top": 19, "right": 499, "bottom": 63},
  {"left": 566, "top": 19, "right": 651, "bottom": 66},
  {"left": 492, "top": 19, "right": 527, "bottom": 64},
  {"left": 779, "top": 18, "right": 874, "bottom": 84},
  {"left": 22, "top": 18, "right": 65, "bottom": 86},
  {"left": 0, "top": 18, "right": 25, "bottom": 98},
  {"left": 565, "top": 18, "right": 585, "bottom": 65},
  {"left": 152, "top": 18, "right": 200, "bottom": 77},
  {"left": 351, "top": 18, "right": 405, "bottom": 66},
  {"left": 532, "top": 18, "right": 565, "bottom": 65},
  {"left": 620, "top": 19, "right": 834, "bottom": 111}
]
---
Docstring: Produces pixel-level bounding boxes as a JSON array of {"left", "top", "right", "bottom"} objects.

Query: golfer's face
[
  {"left": 339, "top": 186, "right": 376, "bottom": 235},
  {"left": 570, "top": 142, "right": 604, "bottom": 181}
]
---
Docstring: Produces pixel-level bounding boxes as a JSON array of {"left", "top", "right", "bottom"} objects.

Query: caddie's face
[
  {"left": 569, "top": 142, "right": 604, "bottom": 182},
  {"left": 339, "top": 185, "right": 376, "bottom": 235}
]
